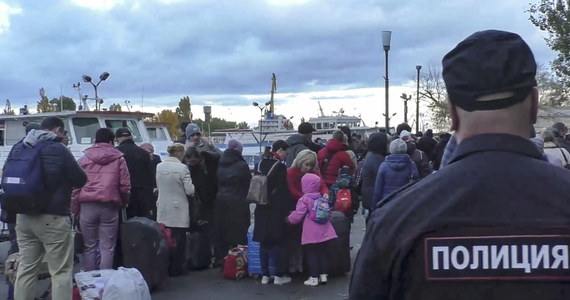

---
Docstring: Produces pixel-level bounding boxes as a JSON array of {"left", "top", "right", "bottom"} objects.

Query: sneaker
[
  {"left": 303, "top": 277, "right": 319, "bottom": 287},
  {"left": 274, "top": 276, "right": 292, "bottom": 285},
  {"left": 319, "top": 274, "right": 328, "bottom": 284},
  {"left": 261, "top": 276, "right": 272, "bottom": 284}
]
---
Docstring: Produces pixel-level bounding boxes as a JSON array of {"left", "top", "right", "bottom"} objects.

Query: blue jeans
[{"left": 260, "top": 242, "right": 288, "bottom": 277}]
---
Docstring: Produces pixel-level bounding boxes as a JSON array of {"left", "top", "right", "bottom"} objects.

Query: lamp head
[
  {"left": 264, "top": 100, "right": 272, "bottom": 106},
  {"left": 382, "top": 31, "right": 392, "bottom": 51},
  {"left": 252, "top": 102, "right": 259, "bottom": 107},
  {"left": 416, "top": 65, "right": 422, "bottom": 71},
  {"left": 100, "top": 72, "right": 110, "bottom": 81},
  {"left": 82, "top": 75, "right": 92, "bottom": 83}
]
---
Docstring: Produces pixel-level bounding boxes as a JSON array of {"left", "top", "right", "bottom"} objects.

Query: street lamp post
[
  {"left": 382, "top": 31, "right": 392, "bottom": 134},
  {"left": 82, "top": 72, "right": 110, "bottom": 111},
  {"left": 400, "top": 93, "right": 412, "bottom": 124},
  {"left": 416, "top": 65, "right": 422, "bottom": 133},
  {"left": 252, "top": 100, "right": 273, "bottom": 159}
]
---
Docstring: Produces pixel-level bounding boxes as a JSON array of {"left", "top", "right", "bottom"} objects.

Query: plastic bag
[
  {"left": 74, "top": 269, "right": 117, "bottom": 300},
  {"left": 101, "top": 267, "right": 151, "bottom": 300}
]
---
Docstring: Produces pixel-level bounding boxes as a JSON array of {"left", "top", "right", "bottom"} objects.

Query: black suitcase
[
  {"left": 121, "top": 217, "right": 169, "bottom": 291},
  {"left": 328, "top": 211, "right": 351, "bottom": 276},
  {"left": 186, "top": 230, "right": 212, "bottom": 270}
]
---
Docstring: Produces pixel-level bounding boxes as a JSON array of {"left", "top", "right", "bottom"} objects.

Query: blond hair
[
  {"left": 292, "top": 149, "right": 318, "bottom": 170},
  {"left": 167, "top": 143, "right": 185, "bottom": 157}
]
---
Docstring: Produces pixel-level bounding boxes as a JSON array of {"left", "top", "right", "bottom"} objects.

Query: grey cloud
[{"left": 0, "top": 0, "right": 556, "bottom": 109}]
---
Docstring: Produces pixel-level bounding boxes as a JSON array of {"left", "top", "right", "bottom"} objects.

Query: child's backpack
[
  {"left": 334, "top": 189, "right": 352, "bottom": 216},
  {"left": 309, "top": 196, "right": 331, "bottom": 224},
  {"left": 1, "top": 141, "right": 53, "bottom": 214},
  {"left": 246, "top": 161, "right": 280, "bottom": 205}
]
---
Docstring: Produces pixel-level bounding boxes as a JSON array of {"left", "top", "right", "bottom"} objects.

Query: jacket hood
[
  {"left": 301, "top": 173, "right": 321, "bottom": 194},
  {"left": 84, "top": 143, "right": 125, "bottom": 165},
  {"left": 385, "top": 154, "right": 412, "bottom": 171},
  {"left": 286, "top": 134, "right": 309, "bottom": 147},
  {"left": 325, "top": 139, "right": 348, "bottom": 152},
  {"left": 368, "top": 133, "right": 388, "bottom": 155},
  {"left": 219, "top": 149, "right": 245, "bottom": 166},
  {"left": 23, "top": 129, "right": 58, "bottom": 146}
]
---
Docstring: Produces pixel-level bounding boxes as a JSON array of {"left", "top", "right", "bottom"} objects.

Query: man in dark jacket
[
  {"left": 14, "top": 117, "right": 87, "bottom": 300},
  {"left": 551, "top": 122, "right": 570, "bottom": 153},
  {"left": 351, "top": 30, "right": 570, "bottom": 299},
  {"left": 360, "top": 133, "right": 388, "bottom": 211},
  {"left": 432, "top": 132, "right": 451, "bottom": 170},
  {"left": 116, "top": 127, "right": 154, "bottom": 219},
  {"left": 416, "top": 129, "right": 438, "bottom": 161},
  {"left": 285, "top": 122, "right": 319, "bottom": 167}
]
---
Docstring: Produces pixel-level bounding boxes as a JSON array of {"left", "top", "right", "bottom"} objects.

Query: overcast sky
[{"left": 0, "top": 0, "right": 556, "bottom": 127}]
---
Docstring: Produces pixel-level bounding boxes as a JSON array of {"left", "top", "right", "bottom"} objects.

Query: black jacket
[
  {"left": 416, "top": 135, "right": 437, "bottom": 161},
  {"left": 253, "top": 155, "right": 292, "bottom": 244},
  {"left": 350, "top": 134, "right": 570, "bottom": 300},
  {"left": 42, "top": 141, "right": 87, "bottom": 216},
  {"left": 117, "top": 139, "right": 153, "bottom": 189},
  {"left": 188, "top": 151, "right": 220, "bottom": 210},
  {"left": 215, "top": 149, "right": 252, "bottom": 245}
]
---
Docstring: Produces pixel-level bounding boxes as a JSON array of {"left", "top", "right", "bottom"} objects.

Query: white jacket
[
  {"left": 543, "top": 142, "right": 570, "bottom": 167},
  {"left": 156, "top": 157, "right": 195, "bottom": 228}
]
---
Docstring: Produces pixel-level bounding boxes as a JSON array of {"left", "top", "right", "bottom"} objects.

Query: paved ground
[{"left": 0, "top": 214, "right": 367, "bottom": 300}]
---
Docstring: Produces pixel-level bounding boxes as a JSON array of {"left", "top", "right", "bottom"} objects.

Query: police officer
[{"left": 350, "top": 30, "right": 570, "bottom": 299}]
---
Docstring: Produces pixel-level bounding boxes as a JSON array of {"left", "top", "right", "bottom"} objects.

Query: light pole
[
  {"left": 82, "top": 72, "right": 110, "bottom": 111},
  {"left": 382, "top": 31, "right": 392, "bottom": 134},
  {"left": 400, "top": 93, "right": 411, "bottom": 124},
  {"left": 416, "top": 65, "right": 422, "bottom": 134},
  {"left": 252, "top": 100, "right": 273, "bottom": 159}
]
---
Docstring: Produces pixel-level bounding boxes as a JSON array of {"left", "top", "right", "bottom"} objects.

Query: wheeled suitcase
[
  {"left": 186, "top": 231, "right": 212, "bottom": 270},
  {"left": 121, "top": 217, "right": 169, "bottom": 291},
  {"left": 328, "top": 211, "right": 351, "bottom": 276}
]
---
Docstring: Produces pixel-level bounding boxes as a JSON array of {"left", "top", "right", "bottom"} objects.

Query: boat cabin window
[
  {"left": 148, "top": 127, "right": 168, "bottom": 141},
  {"left": 316, "top": 123, "right": 322, "bottom": 130},
  {"left": 73, "top": 118, "right": 101, "bottom": 144},
  {"left": 323, "top": 123, "right": 329, "bottom": 129},
  {"left": 105, "top": 120, "right": 143, "bottom": 142}
]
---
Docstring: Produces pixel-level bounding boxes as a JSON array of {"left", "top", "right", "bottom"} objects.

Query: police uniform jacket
[{"left": 350, "top": 134, "right": 570, "bottom": 300}]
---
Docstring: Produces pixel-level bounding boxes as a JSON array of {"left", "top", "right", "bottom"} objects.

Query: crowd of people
[{"left": 4, "top": 28, "right": 570, "bottom": 300}]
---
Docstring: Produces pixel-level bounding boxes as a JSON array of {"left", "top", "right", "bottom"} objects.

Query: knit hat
[
  {"left": 185, "top": 123, "right": 202, "bottom": 139},
  {"left": 140, "top": 142, "right": 154, "bottom": 153},
  {"left": 390, "top": 138, "right": 408, "bottom": 155},
  {"left": 227, "top": 139, "right": 243, "bottom": 153}
]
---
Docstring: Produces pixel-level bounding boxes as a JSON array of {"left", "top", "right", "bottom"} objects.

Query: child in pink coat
[{"left": 288, "top": 173, "right": 337, "bottom": 286}]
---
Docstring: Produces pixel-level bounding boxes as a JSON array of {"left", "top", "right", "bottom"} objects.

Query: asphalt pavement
[{"left": 0, "top": 213, "right": 367, "bottom": 300}]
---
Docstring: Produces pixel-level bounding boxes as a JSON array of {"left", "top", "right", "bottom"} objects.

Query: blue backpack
[
  {"left": 1, "top": 141, "right": 52, "bottom": 214},
  {"left": 309, "top": 197, "right": 330, "bottom": 224}
]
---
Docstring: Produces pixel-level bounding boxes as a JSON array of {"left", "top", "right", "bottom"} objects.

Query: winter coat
[
  {"left": 285, "top": 134, "right": 310, "bottom": 167},
  {"left": 361, "top": 152, "right": 386, "bottom": 210},
  {"left": 186, "top": 138, "right": 222, "bottom": 154},
  {"left": 361, "top": 133, "right": 388, "bottom": 209},
  {"left": 433, "top": 136, "right": 450, "bottom": 170},
  {"left": 117, "top": 139, "right": 153, "bottom": 189},
  {"left": 416, "top": 135, "right": 437, "bottom": 161},
  {"left": 72, "top": 143, "right": 131, "bottom": 215},
  {"left": 543, "top": 141, "right": 570, "bottom": 167},
  {"left": 253, "top": 155, "right": 293, "bottom": 244},
  {"left": 287, "top": 174, "right": 338, "bottom": 245},
  {"left": 371, "top": 154, "right": 419, "bottom": 211},
  {"left": 20, "top": 129, "right": 87, "bottom": 216},
  {"left": 317, "top": 139, "right": 355, "bottom": 186},
  {"left": 150, "top": 154, "right": 161, "bottom": 188},
  {"left": 156, "top": 157, "right": 195, "bottom": 228},
  {"left": 215, "top": 149, "right": 252, "bottom": 245},
  {"left": 188, "top": 151, "right": 221, "bottom": 212},
  {"left": 407, "top": 142, "right": 432, "bottom": 178},
  {"left": 287, "top": 167, "right": 329, "bottom": 201}
]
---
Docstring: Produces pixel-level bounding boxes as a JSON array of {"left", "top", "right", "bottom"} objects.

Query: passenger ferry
[{"left": 0, "top": 110, "right": 172, "bottom": 170}]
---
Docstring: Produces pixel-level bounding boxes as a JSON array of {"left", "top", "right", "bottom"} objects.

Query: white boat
[{"left": 0, "top": 110, "right": 172, "bottom": 170}]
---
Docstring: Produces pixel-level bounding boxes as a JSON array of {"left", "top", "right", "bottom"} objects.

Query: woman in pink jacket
[
  {"left": 288, "top": 173, "right": 337, "bottom": 287},
  {"left": 72, "top": 128, "right": 131, "bottom": 271}
]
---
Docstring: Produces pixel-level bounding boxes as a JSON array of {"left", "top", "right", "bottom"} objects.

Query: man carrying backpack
[{"left": 6, "top": 117, "right": 87, "bottom": 300}]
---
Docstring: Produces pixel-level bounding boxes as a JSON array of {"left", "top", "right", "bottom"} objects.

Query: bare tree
[
  {"left": 419, "top": 65, "right": 450, "bottom": 130},
  {"left": 537, "top": 63, "right": 570, "bottom": 107}
]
